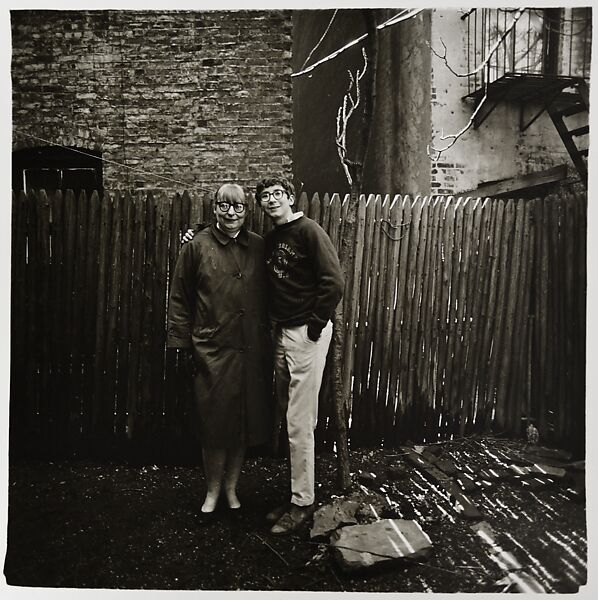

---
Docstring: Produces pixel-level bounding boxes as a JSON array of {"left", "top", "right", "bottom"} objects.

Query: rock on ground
[{"left": 331, "top": 519, "right": 433, "bottom": 572}]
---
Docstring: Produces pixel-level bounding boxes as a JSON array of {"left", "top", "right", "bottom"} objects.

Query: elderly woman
[{"left": 167, "top": 183, "right": 272, "bottom": 515}]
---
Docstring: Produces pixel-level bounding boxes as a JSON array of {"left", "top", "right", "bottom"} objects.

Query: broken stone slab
[
  {"left": 509, "top": 464, "right": 534, "bottom": 477},
  {"left": 356, "top": 496, "right": 388, "bottom": 522},
  {"left": 515, "top": 476, "right": 557, "bottom": 491},
  {"left": 508, "top": 463, "right": 566, "bottom": 479},
  {"left": 402, "top": 446, "right": 483, "bottom": 521},
  {"left": 331, "top": 519, "right": 433, "bottom": 572},
  {"left": 489, "top": 448, "right": 530, "bottom": 466},
  {"left": 413, "top": 446, "right": 439, "bottom": 463},
  {"left": 478, "top": 467, "right": 513, "bottom": 481},
  {"left": 422, "top": 444, "right": 442, "bottom": 456},
  {"left": 455, "top": 473, "right": 480, "bottom": 494},
  {"left": 449, "top": 492, "right": 483, "bottom": 520},
  {"left": 386, "top": 464, "right": 408, "bottom": 481},
  {"left": 357, "top": 470, "right": 386, "bottom": 488},
  {"left": 310, "top": 499, "right": 360, "bottom": 540},
  {"left": 471, "top": 521, "right": 523, "bottom": 572},
  {"left": 434, "top": 458, "right": 459, "bottom": 476},
  {"left": 470, "top": 519, "right": 497, "bottom": 541},
  {"left": 462, "top": 463, "right": 481, "bottom": 475},
  {"left": 402, "top": 448, "right": 450, "bottom": 482},
  {"left": 531, "top": 464, "right": 566, "bottom": 478}
]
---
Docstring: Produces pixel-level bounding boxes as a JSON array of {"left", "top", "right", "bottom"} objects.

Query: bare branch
[
  {"left": 460, "top": 9, "right": 477, "bottom": 20},
  {"left": 429, "top": 7, "right": 526, "bottom": 78},
  {"left": 336, "top": 48, "right": 368, "bottom": 186},
  {"left": 294, "top": 32, "right": 368, "bottom": 79},
  {"left": 427, "top": 65, "right": 491, "bottom": 161},
  {"left": 292, "top": 9, "right": 423, "bottom": 78},
  {"left": 376, "top": 8, "right": 425, "bottom": 31},
  {"left": 299, "top": 9, "right": 338, "bottom": 71}
]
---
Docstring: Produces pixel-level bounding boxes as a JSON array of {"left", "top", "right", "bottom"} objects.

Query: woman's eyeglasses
[{"left": 216, "top": 202, "right": 247, "bottom": 214}]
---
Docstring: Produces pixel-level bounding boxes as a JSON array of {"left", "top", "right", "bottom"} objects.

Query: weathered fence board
[
  {"left": 404, "top": 196, "right": 429, "bottom": 442},
  {"left": 390, "top": 195, "right": 412, "bottom": 441},
  {"left": 115, "top": 192, "right": 134, "bottom": 442},
  {"left": 9, "top": 183, "right": 587, "bottom": 461}
]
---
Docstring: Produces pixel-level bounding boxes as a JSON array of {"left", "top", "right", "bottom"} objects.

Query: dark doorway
[{"left": 12, "top": 146, "right": 103, "bottom": 197}]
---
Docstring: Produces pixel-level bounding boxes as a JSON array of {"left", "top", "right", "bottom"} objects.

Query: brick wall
[{"left": 11, "top": 10, "right": 293, "bottom": 198}]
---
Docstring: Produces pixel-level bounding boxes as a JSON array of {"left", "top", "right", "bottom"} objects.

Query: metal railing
[{"left": 464, "top": 7, "right": 592, "bottom": 94}]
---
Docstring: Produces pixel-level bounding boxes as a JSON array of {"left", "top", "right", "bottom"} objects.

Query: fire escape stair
[
  {"left": 546, "top": 79, "right": 589, "bottom": 183},
  {"left": 465, "top": 75, "right": 590, "bottom": 185}
]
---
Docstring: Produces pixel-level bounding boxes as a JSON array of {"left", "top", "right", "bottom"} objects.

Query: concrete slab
[
  {"left": 310, "top": 499, "right": 360, "bottom": 540},
  {"left": 331, "top": 519, "right": 433, "bottom": 572}
]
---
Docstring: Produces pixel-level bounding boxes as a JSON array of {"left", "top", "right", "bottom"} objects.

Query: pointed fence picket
[{"left": 9, "top": 182, "right": 587, "bottom": 461}]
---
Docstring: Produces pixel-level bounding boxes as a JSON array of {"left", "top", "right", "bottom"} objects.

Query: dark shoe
[
  {"left": 195, "top": 508, "right": 218, "bottom": 526},
  {"left": 226, "top": 505, "right": 244, "bottom": 521},
  {"left": 265, "top": 503, "right": 290, "bottom": 524},
  {"left": 270, "top": 503, "right": 316, "bottom": 535}
]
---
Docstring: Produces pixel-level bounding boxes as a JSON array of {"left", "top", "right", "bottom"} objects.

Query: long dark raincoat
[{"left": 167, "top": 224, "right": 273, "bottom": 448}]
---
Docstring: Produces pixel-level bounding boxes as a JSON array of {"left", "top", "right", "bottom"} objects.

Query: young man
[{"left": 256, "top": 175, "right": 343, "bottom": 535}]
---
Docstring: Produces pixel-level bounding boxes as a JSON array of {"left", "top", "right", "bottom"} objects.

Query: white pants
[{"left": 274, "top": 321, "right": 333, "bottom": 506}]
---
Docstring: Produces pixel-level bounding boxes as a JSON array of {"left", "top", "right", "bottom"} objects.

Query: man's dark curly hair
[{"left": 254, "top": 175, "right": 295, "bottom": 202}]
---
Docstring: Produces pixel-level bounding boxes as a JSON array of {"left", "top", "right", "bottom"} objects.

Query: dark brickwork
[{"left": 11, "top": 10, "right": 293, "bottom": 197}]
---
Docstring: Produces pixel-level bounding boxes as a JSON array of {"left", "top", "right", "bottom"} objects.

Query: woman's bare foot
[
  {"left": 201, "top": 493, "right": 220, "bottom": 513},
  {"left": 224, "top": 489, "right": 241, "bottom": 510}
]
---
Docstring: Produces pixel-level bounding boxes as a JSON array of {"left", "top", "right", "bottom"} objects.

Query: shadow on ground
[{"left": 3, "top": 436, "right": 587, "bottom": 592}]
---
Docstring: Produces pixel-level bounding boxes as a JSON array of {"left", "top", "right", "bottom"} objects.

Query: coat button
[
  {"left": 239, "top": 309, "right": 245, "bottom": 315},
  {"left": 234, "top": 272, "right": 242, "bottom": 279}
]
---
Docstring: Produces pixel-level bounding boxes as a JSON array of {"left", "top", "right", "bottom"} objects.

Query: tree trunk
[
  {"left": 331, "top": 10, "right": 379, "bottom": 491},
  {"left": 331, "top": 184, "right": 359, "bottom": 490}
]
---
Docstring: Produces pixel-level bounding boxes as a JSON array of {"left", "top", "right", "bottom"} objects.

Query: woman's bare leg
[
  {"left": 223, "top": 446, "right": 246, "bottom": 509},
  {"left": 201, "top": 447, "right": 226, "bottom": 513}
]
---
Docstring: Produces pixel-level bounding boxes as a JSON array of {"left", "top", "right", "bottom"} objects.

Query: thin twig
[
  {"left": 428, "top": 8, "right": 526, "bottom": 78},
  {"left": 427, "top": 64, "right": 491, "bottom": 160},
  {"left": 292, "top": 9, "right": 424, "bottom": 78},
  {"left": 409, "top": 560, "right": 461, "bottom": 575},
  {"left": 299, "top": 9, "right": 338, "bottom": 71},
  {"left": 252, "top": 533, "right": 290, "bottom": 566}
]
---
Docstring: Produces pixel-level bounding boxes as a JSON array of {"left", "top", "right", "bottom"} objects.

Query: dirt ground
[{"left": 3, "top": 436, "right": 587, "bottom": 593}]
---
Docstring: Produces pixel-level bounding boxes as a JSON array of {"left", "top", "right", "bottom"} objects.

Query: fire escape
[{"left": 463, "top": 8, "right": 591, "bottom": 185}]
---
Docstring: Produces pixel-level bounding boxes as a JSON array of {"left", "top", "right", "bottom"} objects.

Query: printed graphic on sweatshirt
[{"left": 267, "top": 243, "right": 298, "bottom": 279}]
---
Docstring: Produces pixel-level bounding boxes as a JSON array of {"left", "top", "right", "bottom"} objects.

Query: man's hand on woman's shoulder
[
  {"left": 180, "top": 223, "right": 209, "bottom": 244},
  {"left": 181, "top": 228, "right": 196, "bottom": 244}
]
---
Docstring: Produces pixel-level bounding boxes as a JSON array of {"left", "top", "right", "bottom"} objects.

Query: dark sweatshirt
[{"left": 264, "top": 214, "right": 344, "bottom": 339}]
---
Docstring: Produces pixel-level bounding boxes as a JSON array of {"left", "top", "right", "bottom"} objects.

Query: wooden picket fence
[{"left": 10, "top": 183, "right": 586, "bottom": 461}]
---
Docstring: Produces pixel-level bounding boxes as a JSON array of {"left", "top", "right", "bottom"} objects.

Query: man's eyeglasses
[
  {"left": 259, "top": 189, "right": 287, "bottom": 202},
  {"left": 216, "top": 202, "right": 247, "bottom": 214}
]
